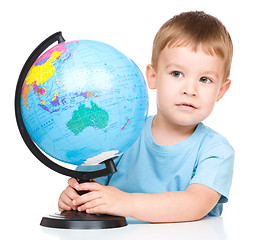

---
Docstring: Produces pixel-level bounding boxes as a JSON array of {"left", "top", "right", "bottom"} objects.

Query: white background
[{"left": 1, "top": 0, "right": 258, "bottom": 239}]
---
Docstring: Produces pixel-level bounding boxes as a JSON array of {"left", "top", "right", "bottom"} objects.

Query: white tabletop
[{"left": 3, "top": 215, "right": 247, "bottom": 240}]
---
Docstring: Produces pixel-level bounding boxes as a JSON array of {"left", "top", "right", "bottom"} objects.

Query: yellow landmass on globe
[
  {"left": 52, "top": 92, "right": 59, "bottom": 101},
  {"left": 26, "top": 51, "right": 61, "bottom": 86},
  {"left": 22, "top": 51, "right": 62, "bottom": 109}
]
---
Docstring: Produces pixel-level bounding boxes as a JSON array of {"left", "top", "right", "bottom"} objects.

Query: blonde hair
[{"left": 151, "top": 11, "right": 233, "bottom": 81}]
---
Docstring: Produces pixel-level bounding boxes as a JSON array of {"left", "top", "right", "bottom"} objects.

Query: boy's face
[{"left": 146, "top": 45, "right": 231, "bottom": 128}]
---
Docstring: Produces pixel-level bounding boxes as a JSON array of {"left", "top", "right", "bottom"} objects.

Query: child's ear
[
  {"left": 216, "top": 79, "right": 231, "bottom": 102},
  {"left": 146, "top": 64, "right": 157, "bottom": 89}
]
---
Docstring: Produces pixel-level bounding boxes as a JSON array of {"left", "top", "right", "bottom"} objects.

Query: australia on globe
[{"left": 21, "top": 40, "right": 148, "bottom": 166}]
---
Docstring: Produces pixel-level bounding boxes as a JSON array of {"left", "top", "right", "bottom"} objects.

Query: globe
[{"left": 20, "top": 39, "right": 148, "bottom": 167}]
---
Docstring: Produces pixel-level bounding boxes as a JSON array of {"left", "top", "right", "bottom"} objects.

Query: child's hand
[
  {"left": 72, "top": 181, "right": 132, "bottom": 217},
  {"left": 58, "top": 178, "right": 80, "bottom": 211}
]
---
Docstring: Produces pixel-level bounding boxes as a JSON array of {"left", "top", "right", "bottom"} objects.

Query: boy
[{"left": 58, "top": 11, "right": 234, "bottom": 223}]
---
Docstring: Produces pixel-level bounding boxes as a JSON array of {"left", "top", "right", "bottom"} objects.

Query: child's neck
[{"left": 151, "top": 115, "right": 198, "bottom": 146}]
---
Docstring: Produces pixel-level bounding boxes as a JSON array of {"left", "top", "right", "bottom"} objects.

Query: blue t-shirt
[{"left": 78, "top": 115, "right": 234, "bottom": 216}]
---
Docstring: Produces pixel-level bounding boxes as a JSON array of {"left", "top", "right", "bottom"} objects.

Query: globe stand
[
  {"left": 40, "top": 211, "right": 127, "bottom": 229},
  {"left": 15, "top": 32, "right": 127, "bottom": 229},
  {"left": 39, "top": 158, "right": 127, "bottom": 229}
]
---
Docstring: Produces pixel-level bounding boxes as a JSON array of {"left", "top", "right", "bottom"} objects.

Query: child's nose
[{"left": 182, "top": 80, "right": 197, "bottom": 96}]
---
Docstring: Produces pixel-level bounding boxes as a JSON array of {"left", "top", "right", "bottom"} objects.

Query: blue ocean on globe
[{"left": 21, "top": 40, "right": 148, "bottom": 166}]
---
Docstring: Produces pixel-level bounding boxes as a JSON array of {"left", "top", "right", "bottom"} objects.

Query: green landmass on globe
[{"left": 67, "top": 102, "right": 109, "bottom": 135}]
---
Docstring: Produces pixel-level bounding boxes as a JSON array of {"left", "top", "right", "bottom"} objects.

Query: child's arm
[
  {"left": 129, "top": 184, "right": 221, "bottom": 222},
  {"left": 71, "top": 178, "right": 221, "bottom": 223}
]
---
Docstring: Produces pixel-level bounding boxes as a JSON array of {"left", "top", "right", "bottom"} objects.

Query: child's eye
[
  {"left": 172, "top": 71, "right": 183, "bottom": 78},
  {"left": 200, "top": 77, "right": 212, "bottom": 83}
]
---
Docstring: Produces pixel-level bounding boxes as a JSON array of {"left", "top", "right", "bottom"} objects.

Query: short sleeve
[{"left": 189, "top": 144, "right": 235, "bottom": 203}]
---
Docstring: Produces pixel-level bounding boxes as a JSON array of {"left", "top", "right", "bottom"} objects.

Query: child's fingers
[
  {"left": 86, "top": 205, "right": 106, "bottom": 214},
  {"left": 78, "top": 198, "right": 104, "bottom": 212},
  {"left": 58, "top": 200, "right": 72, "bottom": 212},
  {"left": 68, "top": 178, "right": 79, "bottom": 189},
  {"left": 58, "top": 186, "right": 80, "bottom": 210},
  {"left": 62, "top": 191, "right": 78, "bottom": 210},
  {"left": 73, "top": 190, "right": 100, "bottom": 206},
  {"left": 58, "top": 192, "right": 73, "bottom": 211},
  {"left": 62, "top": 186, "right": 80, "bottom": 203},
  {"left": 75, "top": 181, "right": 103, "bottom": 191}
]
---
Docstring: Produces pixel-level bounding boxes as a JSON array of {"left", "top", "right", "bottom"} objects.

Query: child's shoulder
[{"left": 198, "top": 122, "right": 234, "bottom": 153}]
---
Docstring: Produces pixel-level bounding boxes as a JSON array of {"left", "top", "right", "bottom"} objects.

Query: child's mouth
[{"left": 176, "top": 103, "right": 197, "bottom": 110}]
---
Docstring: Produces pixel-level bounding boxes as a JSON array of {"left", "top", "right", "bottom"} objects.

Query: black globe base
[{"left": 40, "top": 210, "right": 127, "bottom": 229}]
